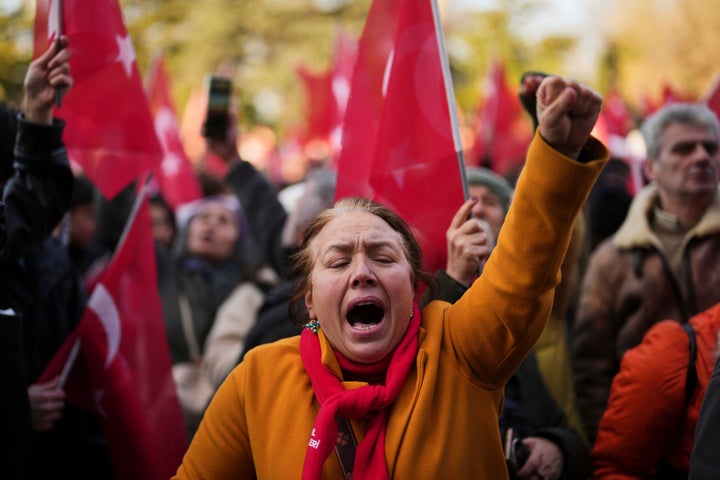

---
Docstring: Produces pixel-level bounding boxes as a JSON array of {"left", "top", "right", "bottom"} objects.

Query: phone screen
[{"left": 203, "top": 75, "right": 232, "bottom": 140}]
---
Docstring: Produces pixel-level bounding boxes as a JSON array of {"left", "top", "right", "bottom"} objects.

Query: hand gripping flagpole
[{"left": 430, "top": 0, "right": 469, "bottom": 201}]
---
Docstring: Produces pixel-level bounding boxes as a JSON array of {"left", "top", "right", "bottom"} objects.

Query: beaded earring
[{"left": 304, "top": 319, "right": 320, "bottom": 334}]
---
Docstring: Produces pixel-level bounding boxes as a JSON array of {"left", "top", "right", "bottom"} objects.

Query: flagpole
[
  {"left": 58, "top": 338, "right": 81, "bottom": 388},
  {"left": 430, "top": 0, "right": 469, "bottom": 201},
  {"left": 55, "top": 0, "right": 65, "bottom": 107},
  {"left": 113, "top": 175, "right": 152, "bottom": 257},
  {"left": 700, "top": 70, "right": 720, "bottom": 103}
]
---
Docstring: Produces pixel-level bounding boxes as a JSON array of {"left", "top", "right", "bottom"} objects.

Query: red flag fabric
[
  {"left": 146, "top": 53, "right": 203, "bottom": 210},
  {"left": 39, "top": 187, "right": 187, "bottom": 480},
  {"left": 296, "top": 27, "right": 357, "bottom": 165},
  {"left": 601, "top": 89, "right": 634, "bottom": 138},
  {"left": 641, "top": 83, "right": 694, "bottom": 117},
  {"left": 335, "top": 0, "right": 465, "bottom": 277},
  {"left": 473, "top": 59, "right": 533, "bottom": 177},
  {"left": 328, "top": 27, "right": 358, "bottom": 164},
  {"left": 659, "top": 83, "right": 692, "bottom": 106},
  {"left": 34, "top": 0, "right": 162, "bottom": 199},
  {"left": 701, "top": 72, "right": 720, "bottom": 120},
  {"left": 296, "top": 65, "right": 335, "bottom": 146}
]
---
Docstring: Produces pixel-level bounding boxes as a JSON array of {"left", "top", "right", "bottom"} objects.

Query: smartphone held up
[
  {"left": 202, "top": 75, "right": 233, "bottom": 140},
  {"left": 504, "top": 427, "right": 530, "bottom": 476}
]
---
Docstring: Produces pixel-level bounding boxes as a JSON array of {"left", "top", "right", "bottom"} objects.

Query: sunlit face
[
  {"left": 645, "top": 123, "right": 719, "bottom": 203},
  {"left": 304, "top": 211, "right": 415, "bottom": 364},
  {"left": 186, "top": 204, "right": 239, "bottom": 263},
  {"left": 468, "top": 184, "right": 507, "bottom": 241}
]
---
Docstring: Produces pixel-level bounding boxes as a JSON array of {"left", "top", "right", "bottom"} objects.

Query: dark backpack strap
[
  {"left": 655, "top": 324, "right": 697, "bottom": 479},
  {"left": 657, "top": 254, "right": 690, "bottom": 324},
  {"left": 681, "top": 243, "right": 700, "bottom": 318},
  {"left": 334, "top": 417, "right": 357, "bottom": 480},
  {"left": 682, "top": 323, "right": 697, "bottom": 408}
]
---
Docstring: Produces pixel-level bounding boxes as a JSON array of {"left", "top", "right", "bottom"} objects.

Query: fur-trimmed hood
[{"left": 613, "top": 184, "right": 720, "bottom": 250}]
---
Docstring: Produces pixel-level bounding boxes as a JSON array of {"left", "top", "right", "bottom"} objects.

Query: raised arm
[
  {"left": 535, "top": 75, "right": 604, "bottom": 160},
  {"left": 0, "top": 36, "right": 74, "bottom": 261},
  {"left": 23, "top": 36, "right": 73, "bottom": 124},
  {"left": 441, "top": 75, "right": 606, "bottom": 386}
]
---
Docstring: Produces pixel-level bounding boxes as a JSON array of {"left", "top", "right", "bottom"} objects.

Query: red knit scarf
[{"left": 300, "top": 303, "right": 421, "bottom": 480}]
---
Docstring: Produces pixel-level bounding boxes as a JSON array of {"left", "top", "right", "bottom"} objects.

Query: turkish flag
[
  {"left": 328, "top": 27, "right": 357, "bottom": 164},
  {"left": 145, "top": 53, "right": 203, "bottom": 211},
  {"left": 702, "top": 72, "right": 720, "bottom": 121},
  {"left": 601, "top": 89, "right": 634, "bottom": 138},
  {"left": 296, "top": 27, "right": 357, "bottom": 163},
  {"left": 296, "top": 65, "right": 335, "bottom": 146},
  {"left": 335, "top": 0, "right": 465, "bottom": 276},
  {"left": 34, "top": 0, "right": 162, "bottom": 199},
  {"left": 39, "top": 186, "right": 187, "bottom": 480},
  {"left": 474, "top": 58, "right": 533, "bottom": 177},
  {"left": 641, "top": 83, "right": 694, "bottom": 117}
]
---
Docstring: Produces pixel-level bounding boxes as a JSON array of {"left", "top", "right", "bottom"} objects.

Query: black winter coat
[{"left": 0, "top": 115, "right": 73, "bottom": 479}]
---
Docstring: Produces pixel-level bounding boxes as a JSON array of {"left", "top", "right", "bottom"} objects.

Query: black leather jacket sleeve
[
  {"left": 0, "top": 115, "right": 73, "bottom": 261},
  {"left": 224, "top": 160, "right": 287, "bottom": 275}
]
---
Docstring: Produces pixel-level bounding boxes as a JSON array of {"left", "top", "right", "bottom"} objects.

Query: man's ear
[{"left": 643, "top": 158, "right": 658, "bottom": 182}]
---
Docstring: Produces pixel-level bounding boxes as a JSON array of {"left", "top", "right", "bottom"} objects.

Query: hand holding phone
[
  {"left": 505, "top": 428, "right": 530, "bottom": 476},
  {"left": 202, "top": 75, "right": 232, "bottom": 140}
]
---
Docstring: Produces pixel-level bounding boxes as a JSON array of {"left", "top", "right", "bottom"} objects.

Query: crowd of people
[{"left": 2, "top": 30, "right": 720, "bottom": 480}]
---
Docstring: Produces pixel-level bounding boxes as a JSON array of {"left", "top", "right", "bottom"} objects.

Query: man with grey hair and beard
[{"left": 572, "top": 102, "right": 720, "bottom": 443}]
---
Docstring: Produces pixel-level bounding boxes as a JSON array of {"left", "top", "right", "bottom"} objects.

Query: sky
[
  {"left": 453, "top": 0, "right": 591, "bottom": 33},
  {"left": 0, "top": 0, "right": 18, "bottom": 12},
  {"left": 450, "top": 0, "right": 604, "bottom": 79}
]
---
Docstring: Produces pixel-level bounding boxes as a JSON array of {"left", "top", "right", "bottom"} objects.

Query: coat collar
[{"left": 613, "top": 184, "right": 720, "bottom": 249}]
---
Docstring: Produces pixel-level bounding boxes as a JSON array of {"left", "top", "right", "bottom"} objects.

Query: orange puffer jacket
[{"left": 592, "top": 303, "right": 720, "bottom": 478}]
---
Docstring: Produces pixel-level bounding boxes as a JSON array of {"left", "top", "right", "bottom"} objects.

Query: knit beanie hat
[
  {"left": 176, "top": 195, "right": 243, "bottom": 231},
  {"left": 465, "top": 166, "right": 514, "bottom": 214}
]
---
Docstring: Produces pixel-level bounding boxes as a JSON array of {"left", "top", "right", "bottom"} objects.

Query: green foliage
[
  {"left": 123, "top": 0, "right": 371, "bottom": 132},
  {"left": 446, "top": 3, "right": 577, "bottom": 113},
  {"left": 0, "top": 0, "right": 582, "bottom": 131},
  {"left": 0, "top": 9, "right": 33, "bottom": 104},
  {"left": 599, "top": 0, "right": 720, "bottom": 109}
]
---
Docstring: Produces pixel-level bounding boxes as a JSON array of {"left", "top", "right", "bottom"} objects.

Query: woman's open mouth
[{"left": 346, "top": 301, "right": 385, "bottom": 332}]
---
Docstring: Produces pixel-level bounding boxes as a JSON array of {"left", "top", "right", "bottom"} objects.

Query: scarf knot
[{"left": 300, "top": 303, "right": 421, "bottom": 480}]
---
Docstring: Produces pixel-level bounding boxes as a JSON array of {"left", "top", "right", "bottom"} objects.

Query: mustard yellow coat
[{"left": 173, "top": 134, "right": 607, "bottom": 479}]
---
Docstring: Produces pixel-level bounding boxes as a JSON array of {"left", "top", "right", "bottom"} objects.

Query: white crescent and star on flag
[
  {"left": 381, "top": 48, "right": 395, "bottom": 98},
  {"left": 86, "top": 283, "right": 121, "bottom": 418},
  {"left": 46, "top": 0, "right": 60, "bottom": 42},
  {"left": 114, "top": 33, "right": 136, "bottom": 79},
  {"left": 154, "top": 107, "right": 183, "bottom": 176},
  {"left": 46, "top": 0, "right": 137, "bottom": 80},
  {"left": 88, "top": 283, "right": 121, "bottom": 368}
]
